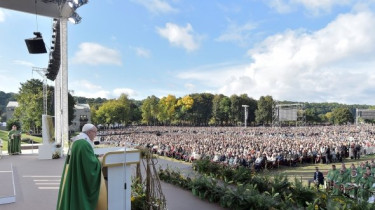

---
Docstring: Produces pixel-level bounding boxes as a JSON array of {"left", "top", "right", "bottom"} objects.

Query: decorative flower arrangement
[
  {"left": 52, "top": 151, "right": 60, "bottom": 159},
  {"left": 52, "top": 144, "right": 62, "bottom": 159},
  {"left": 131, "top": 177, "right": 165, "bottom": 210}
]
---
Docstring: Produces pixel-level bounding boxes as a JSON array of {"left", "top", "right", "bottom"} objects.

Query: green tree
[
  {"left": 68, "top": 93, "right": 75, "bottom": 126},
  {"left": 305, "top": 108, "right": 321, "bottom": 124},
  {"left": 95, "top": 100, "right": 125, "bottom": 125},
  {"left": 118, "top": 94, "right": 131, "bottom": 125},
  {"left": 230, "top": 94, "right": 242, "bottom": 125},
  {"left": 141, "top": 95, "right": 160, "bottom": 125},
  {"left": 175, "top": 95, "right": 194, "bottom": 125},
  {"left": 210, "top": 94, "right": 231, "bottom": 125},
  {"left": 255, "top": 95, "right": 274, "bottom": 125},
  {"left": 157, "top": 95, "right": 177, "bottom": 125},
  {"left": 13, "top": 79, "right": 43, "bottom": 132},
  {"left": 241, "top": 94, "right": 257, "bottom": 125},
  {"left": 230, "top": 94, "right": 257, "bottom": 126},
  {"left": 332, "top": 107, "right": 354, "bottom": 125},
  {"left": 189, "top": 93, "right": 214, "bottom": 125},
  {"left": 12, "top": 79, "right": 75, "bottom": 133},
  {"left": 219, "top": 96, "right": 231, "bottom": 125},
  {"left": 324, "top": 112, "right": 334, "bottom": 124},
  {"left": 90, "top": 104, "right": 100, "bottom": 125},
  {"left": 129, "top": 99, "right": 142, "bottom": 124}
]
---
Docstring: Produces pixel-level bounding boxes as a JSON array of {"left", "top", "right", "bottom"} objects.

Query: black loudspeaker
[
  {"left": 25, "top": 37, "right": 47, "bottom": 54},
  {"left": 45, "top": 20, "right": 60, "bottom": 81}
]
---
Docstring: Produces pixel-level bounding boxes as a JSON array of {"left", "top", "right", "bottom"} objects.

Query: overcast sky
[{"left": 1, "top": 0, "right": 375, "bottom": 105}]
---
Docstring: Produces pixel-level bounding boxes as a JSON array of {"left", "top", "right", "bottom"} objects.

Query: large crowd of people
[
  {"left": 95, "top": 125, "right": 375, "bottom": 203},
  {"left": 96, "top": 125, "right": 375, "bottom": 170}
]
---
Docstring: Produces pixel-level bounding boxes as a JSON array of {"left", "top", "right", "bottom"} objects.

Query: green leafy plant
[{"left": 289, "top": 177, "right": 315, "bottom": 207}]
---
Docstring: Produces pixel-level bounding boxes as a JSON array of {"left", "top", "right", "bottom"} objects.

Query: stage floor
[
  {"left": 0, "top": 154, "right": 63, "bottom": 210},
  {"left": 0, "top": 153, "right": 225, "bottom": 210}
]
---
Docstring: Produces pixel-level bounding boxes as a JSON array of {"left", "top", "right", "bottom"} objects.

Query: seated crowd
[{"left": 96, "top": 125, "right": 375, "bottom": 171}]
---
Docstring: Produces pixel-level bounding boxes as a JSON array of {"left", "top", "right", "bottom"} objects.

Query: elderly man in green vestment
[
  {"left": 358, "top": 172, "right": 373, "bottom": 202},
  {"left": 8, "top": 125, "right": 21, "bottom": 155},
  {"left": 344, "top": 169, "right": 361, "bottom": 199},
  {"left": 326, "top": 164, "right": 339, "bottom": 191},
  {"left": 332, "top": 169, "right": 349, "bottom": 196},
  {"left": 57, "top": 123, "right": 103, "bottom": 210}
]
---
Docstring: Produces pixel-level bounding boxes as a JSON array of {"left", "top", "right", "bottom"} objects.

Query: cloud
[
  {"left": 72, "top": 42, "right": 122, "bottom": 66},
  {"left": 266, "top": 0, "right": 292, "bottom": 13},
  {"left": 0, "top": 10, "right": 5, "bottom": 22},
  {"left": 265, "top": 0, "right": 352, "bottom": 14},
  {"left": 135, "top": 47, "right": 151, "bottom": 58},
  {"left": 70, "top": 80, "right": 111, "bottom": 99},
  {"left": 13, "top": 60, "right": 34, "bottom": 67},
  {"left": 292, "top": 0, "right": 352, "bottom": 13},
  {"left": 132, "top": 0, "right": 178, "bottom": 14},
  {"left": 177, "top": 11, "right": 375, "bottom": 104},
  {"left": 0, "top": 74, "right": 20, "bottom": 93},
  {"left": 113, "top": 88, "right": 138, "bottom": 98},
  {"left": 177, "top": 63, "right": 247, "bottom": 88},
  {"left": 157, "top": 23, "right": 200, "bottom": 52},
  {"left": 184, "top": 83, "right": 195, "bottom": 91},
  {"left": 77, "top": 80, "right": 103, "bottom": 90},
  {"left": 70, "top": 81, "right": 139, "bottom": 99},
  {"left": 216, "top": 21, "right": 256, "bottom": 47}
]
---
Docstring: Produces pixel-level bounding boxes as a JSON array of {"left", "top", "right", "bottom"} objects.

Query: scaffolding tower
[{"left": 32, "top": 67, "right": 48, "bottom": 115}]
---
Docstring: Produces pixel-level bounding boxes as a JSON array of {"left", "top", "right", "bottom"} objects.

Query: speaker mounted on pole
[{"left": 25, "top": 32, "right": 47, "bottom": 54}]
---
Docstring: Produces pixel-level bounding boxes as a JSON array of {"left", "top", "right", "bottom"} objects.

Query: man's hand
[{"left": 98, "top": 154, "right": 104, "bottom": 164}]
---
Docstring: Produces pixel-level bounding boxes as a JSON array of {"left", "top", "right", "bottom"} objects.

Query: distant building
[
  {"left": 6, "top": 101, "right": 18, "bottom": 121},
  {"left": 69, "top": 103, "right": 91, "bottom": 132}
]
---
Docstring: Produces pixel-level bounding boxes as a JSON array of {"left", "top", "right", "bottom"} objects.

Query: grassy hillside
[{"left": 0, "top": 130, "right": 42, "bottom": 151}]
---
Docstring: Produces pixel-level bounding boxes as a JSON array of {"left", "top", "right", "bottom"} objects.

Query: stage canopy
[{"left": 0, "top": 0, "right": 75, "bottom": 18}]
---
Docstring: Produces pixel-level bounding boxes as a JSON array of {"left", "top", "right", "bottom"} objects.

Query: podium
[
  {"left": 94, "top": 147, "right": 140, "bottom": 210},
  {"left": 39, "top": 115, "right": 57, "bottom": 159}
]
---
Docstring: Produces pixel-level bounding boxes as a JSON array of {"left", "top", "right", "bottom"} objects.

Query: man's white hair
[{"left": 82, "top": 124, "right": 95, "bottom": 133}]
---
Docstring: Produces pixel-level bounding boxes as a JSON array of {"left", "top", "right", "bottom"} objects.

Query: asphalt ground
[{"left": 0, "top": 152, "right": 225, "bottom": 210}]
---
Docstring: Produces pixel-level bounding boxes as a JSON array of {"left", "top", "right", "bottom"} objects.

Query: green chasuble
[
  {"left": 358, "top": 177, "right": 372, "bottom": 202},
  {"left": 8, "top": 130, "right": 21, "bottom": 155},
  {"left": 344, "top": 175, "right": 361, "bottom": 198},
  {"left": 57, "top": 139, "right": 101, "bottom": 210},
  {"left": 332, "top": 173, "right": 349, "bottom": 196},
  {"left": 327, "top": 169, "right": 339, "bottom": 182}
]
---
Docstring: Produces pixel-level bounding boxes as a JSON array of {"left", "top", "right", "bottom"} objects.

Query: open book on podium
[{"left": 94, "top": 147, "right": 140, "bottom": 210}]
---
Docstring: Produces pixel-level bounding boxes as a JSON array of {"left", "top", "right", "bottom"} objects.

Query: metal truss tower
[{"left": 32, "top": 67, "right": 48, "bottom": 115}]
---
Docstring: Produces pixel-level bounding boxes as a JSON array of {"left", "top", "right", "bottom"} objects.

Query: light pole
[{"left": 242, "top": 105, "right": 249, "bottom": 127}]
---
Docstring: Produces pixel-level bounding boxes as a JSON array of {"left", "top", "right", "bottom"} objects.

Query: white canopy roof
[{"left": 0, "top": 0, "right": 74, "bottom": 18}]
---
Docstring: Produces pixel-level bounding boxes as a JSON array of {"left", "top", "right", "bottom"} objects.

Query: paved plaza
[{"left": 0, "top": 150, "right": 225, "bottom": 210}]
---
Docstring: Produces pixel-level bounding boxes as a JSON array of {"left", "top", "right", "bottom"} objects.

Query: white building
[
  {"left": 6, "top": 101, "right": 18, "bottom": 121},
  {"left": 69, "top": 103, "right": 91, "bottom": 132}
]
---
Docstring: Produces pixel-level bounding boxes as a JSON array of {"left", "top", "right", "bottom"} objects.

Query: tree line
[
  {"left": 91, "top": 94, "right": 372, "bottom": 126},
  {"left": 2, "top": 79, "right": 374, "bottom": 132}
]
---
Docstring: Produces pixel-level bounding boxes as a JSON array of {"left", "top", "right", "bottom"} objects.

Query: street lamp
[{"left": 242, "top": 105, "right": 249, "bottom": 128}]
